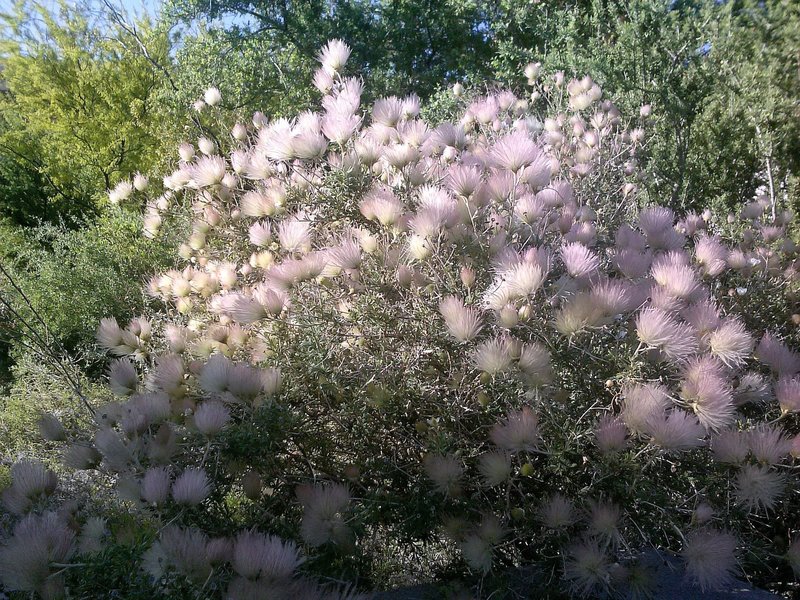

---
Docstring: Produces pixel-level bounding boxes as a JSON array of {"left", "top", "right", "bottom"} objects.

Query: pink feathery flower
[
  {"left": 638, "top": 206, "right": 675, "bottom": 235},
  {"left": 446, "top": 163, "right": 483, "bottom": 198},
  {"left": 490, "top": 132, "right": 541, "bottom": 174},
  {"left": 359, "top": 187, "right": 405, "bottom": 226},
  {"left": 517, "top": 342, "right": 552, "bottom": 385},
  {"left": 193, "top": 401, "right": 231, "bottom": 436},
  {"left": 490, "top": 406, "right": 540, "bottom": 452},
  {"left": 695, "top": 235, "right": 728, "bottom": 277},
  {"left": 774, "top": 375, "right": 800, "bottom": 414},
  {"left": 561, "top": 242, "right": 600, "bottom": 279},
  {"left": 318, "top": 39, "right": 351, "bottom": 74},
  {"left": 322, "top": 112, "right": 361, "bottom": 145},
  {"left": 590, "top": 278, "right": 635, "bottom": 316},
  {"left": 172, "top": 467, "right": 211, "bottom": 506},
  {"left": 707, "top": 318, "right": 753, "bottom": 367},
  {"left": 0, "top": 512, "right": 75, "bottom": 595},
  {"left": 477, "top": 451, "right": 511, "bottom": 487},
  {"left": 680, "top": 367, "right": 735, "bottom": 432},
  {"left": 755, "top": 333, "right": 800, "bottom": 376},
  {"left": 538, "top": 493, "right": 575, "bottom": 529},
  {"left": 593, "top": 414, "right": 628, "bottom": 453},
  {"left": 470, "top": 336, "right": 513, "bottom": 375},
  {"left": 647, "top": 410, "right": 706, "bottom": 451},
  {"left": 711, "top": 428, "right": 749, "bottom": 464},
  {"left": 8, "top": 460, "right": 57, "bottom": 500},
  {"left": 620, "top": 382, "right": 671, "bottom": 434},
  {"left": 747, "top": 423, "right": 791, "bottom": 465},
  {"left": 651, "top": 260, "right": 699, "bottom": 300},
  {"left": 241, "top": 188, "right": 280, "bottom": 217},
  {"left": 232, "top": 531, "right": 304, "bottom": 579},
  {"left": 423, "top": 454, "right": 464, "bottom": 495},
  {"left": 635, "top": 307, "right": 698, "bottom": 363},
  {"left": 587, "top": 499, "right": 622, "bottom": 544},
  {"left": 439, "top": 296, "right": 482, "bottom": 343},
  {"left": 733, "top": 372, "right": 771, "bottom": 406},
  {"left": 37, "top": 413, "right": 65, "bottom": 441},
  {"left": 735, "top": 465, "right": 784, "bottom": 513},
  {"left": 278, "top": 216, "right": 313, "bottom": 253},
  {"left": 109, "top": 358, "right": 138, "bottom": 396},
  {"left": 681, "top": 529, "right": 738, "bottom": 591},
  {"left": 504, "top": 261, "right": 545, "bottom": 297},
  {"left": 612, "top": 248, "right": 652, "bottom": 279},
  {"left": 682, "top": 299, "right": 720, "bottom": 337},
  {"left": 372, "top": 96, "right": 404, "bottom": 127},
  {"left": 460, "top": 534, "right": 493, "bottom": 573},
  {"left": 190, "top": 155, "right": 227, "bottom": 188},
  {"left": 563, "top": 539, "right": 610, "bottom": 597},
  {"left": 141, "top": 466, "right": 172, "bottom": 505},
  {"left": 248, "top": 221, "right": 272, "bottom": 247},
  {"left": 296, "top": 483, "right": 352, "bottom": 547}
]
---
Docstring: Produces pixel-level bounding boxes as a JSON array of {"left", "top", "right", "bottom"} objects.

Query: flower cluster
[{"left": 2, "top": 40, "right": 799, "bottom": 598}]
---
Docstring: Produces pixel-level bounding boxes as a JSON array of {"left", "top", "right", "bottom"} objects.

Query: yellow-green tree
[{"left": 0, "top": 1, "right": 174, "bottom": 222}]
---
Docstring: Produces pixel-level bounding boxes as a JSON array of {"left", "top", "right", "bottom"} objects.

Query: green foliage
[
  {"left": 0, "top": 210, "right": 175, "bottom": 355},
  {"left": 0, "top": 0, "right": 174, "bottom": 219}
]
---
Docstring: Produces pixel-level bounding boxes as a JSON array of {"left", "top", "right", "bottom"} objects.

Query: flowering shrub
[{"left": 2, "top": 41, "right": 800, "bottom": 598}]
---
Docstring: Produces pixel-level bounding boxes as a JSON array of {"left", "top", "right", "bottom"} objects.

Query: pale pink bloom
[
  {"left": 711, "top": 428, "right": 749, "bottom": 464},
  {"left": 693, "top": 503, "right": 715, "bottom": 525},
  {"left": 296, "top": 483, "right": 352, "bottom": 546},
  {"left": 204, "top": 86, "right": 222, "bottom": 106},
  {"left": 423, "top": 454, "right": 464, "bottom": 495},
  {"left": 613, "top": 249, "right": 651, "bottom": 282},
  {"left": 318, "top": 39, "right": 351, "bottom": 74},
  {"left": 538, "top": 493, "right": 575, "bottom": 529},
  {"left": 682, "top": 299, "right": 720, "bottom": 337},
  {"left": 327, "top": 239, "right": 362, "bottom": 271},
  {"left": 96, "top": 317, "right": 124, "bottom": 352},
  {"left": 198, "top": 136, "right": 216, "bottom": 155},
  {"left": 172, "top": 468, "right": 211, "bottom": 506},
  {"left": 490, "top": 132, "right": 541, "bottom": 173},
  {"left": 726, "top": 249, "right": 751, "bottom": 271},
  {"left": 651, "top": 260, "right": 699, "bottom": 299},
  {"left": 620, "top": 382, "right": 671, "bottom": 434},
  {"left": 647, "top": 410, "right": 706, "bottom": 451},
  {"left": 241, "top": 189, "right": 279, "bottom": 217},
  {"left": 460, "top": 534, "right": 493, "bottom": 572},
  {"left": 478, "top": 451, "right": 511, "bottom": 487},
  {"left": 695, "top": 235, "right": 728, "bottom": 276},
  {"left": 517, "top": 342, "right": 552, "bottom": 385},
  {"left": 313, "top": 67, "right": 334, "bottom": 93},
  {"left": 322, "top": 112, "right": 361, "bottom": 145},
  {"left": 747, "top": 423, "right": 790, "bottom": 465},
  {"left": 62, "top": 444, "right": 101, "bottom": 470},
  {"left": 0, "top": 512, "right": 75, "bottom": 594},
  {"left": 587, "top": 500, "right": 622, "bottom": 544},
  {"left": 292, "top": 130, "right": 328, "bottom": 160},
  {"left": 446, "top": 163, "right": 483, "bottom": 198},
  {"left": 278, "top": 216, "right": 313, "bottom": 253},
  {"left": 109, "top": 358, "right": 138, "bottom": 396},
  {"left": 150, "top": 526, "right": 211, "bottom": 582},
  {"left": 561, "top": 242, "right": 600, "bottom": 279},
  {"left": 372, "top": 96, "right": 404, "bottom": 127},
  {"left": 775, "top": 375, "right": 800, "bottom": 414},
  {"left": 490, "top": 406, "right": 540, "bottom": 452},
  {"left": 178, "top": 142, "right": 195, "bottom": 162},
  {"left": 194, "top": 400, "right": 231, "bottom": 436},
  {"left": 563, "top": 539, "right": 610, "bottom": 597},
  {"left": 471, "top": 336, "right": 513, "bottom": 375},
  {"left": 756, "top": 333, "right": 800, "bottom": 375},
  {"left": 148, "top": 354, "right": 185, "bottom": 396},
  {"left": 680, "top": 366, "right": 735, "bottom": 432},
  {"left": 8, "top": 460, "right": 57, "bottom": 499},
  {"left": 594, "top": 414, "right": 628, "bottom": 453},
  {"left": 439, "top": 296, "right": 482, "bottom": 342},
  {"left": 359, "top": 187, "right": 404, "bottom": 226},
  {"left": 258, "top": 119, "right": 297, "bottom": 161},
  {"left": 682, "top": 529, "right": 737, "bottom": 591},
  {"left": 735, "top": 465, "right": 784, "bottom": 512},
  {"left": 514, "top": 194, "right": 546, "bottom": 224},
  {"left": 94, "top": 428, "right": 132, "bottom": 471},
  {"left": 638, "top": 206, "right": 674, "bottom": 235},
  {"left": 635, "top": 307, "right": 698, "bottom": 363},
  {"left": 108, "top": 180, "right": 133, "bottom": 204},
  {"left": 248, "top": 221, "right": 272, "bottom": 247},
  {"left": 37, "top": 413, "right": 65, "bottom": 441},
  {"left": 141, "top": 466, "right": 172, "bottom": 505},
  {"left": 760, "top": 224, "right": 784, "bottom": 243},
  {"left": 590, "top": 278, "right": 634, "bottom": 316},
  {"left": 232, "top": 530, "right": 304, "bottom": 579},
  {"left": 733, "top": 372, "right": 771, "bottom": 406}
]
